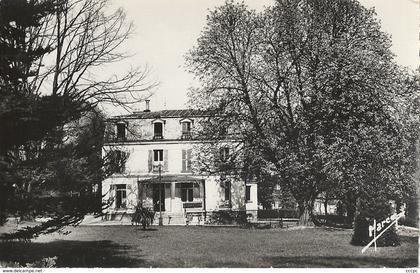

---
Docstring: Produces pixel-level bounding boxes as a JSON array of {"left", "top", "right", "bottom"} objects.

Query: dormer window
[
  {"left": 116, "top": 122, "right": 126, "bottom": 140},
  {"left": 182, "top": 122, "right": 191, "bottom": 139},
  {"left": 152, "top": 119, "right": 165, "bottom": 140},
  {"left": 154, "top": 123, "right": 163, "bottom": 139},
  {"left": 180, "top": 118, "right": 193, "bottom": 139}
]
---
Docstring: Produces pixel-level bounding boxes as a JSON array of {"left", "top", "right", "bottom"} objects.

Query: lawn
[{"left": 0, "top": 224, "right": 418, "bottom": 267}]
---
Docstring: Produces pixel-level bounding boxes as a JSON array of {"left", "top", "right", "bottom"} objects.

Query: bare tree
[{"left": 31, "top": 0, "right": 156, "bottom": 111}]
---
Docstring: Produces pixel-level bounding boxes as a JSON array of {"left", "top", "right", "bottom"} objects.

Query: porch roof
[{"left": 138, "top": 175, "right": 204, "bottom": 184}]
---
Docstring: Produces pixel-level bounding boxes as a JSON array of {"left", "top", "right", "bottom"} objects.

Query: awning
[{"left": 138, "top": 175, "right": 204, "bottom": 184}]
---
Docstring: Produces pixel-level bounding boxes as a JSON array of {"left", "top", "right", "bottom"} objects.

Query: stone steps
[{"left": 152, "top": 213, "right": 186, "bottom": 225}]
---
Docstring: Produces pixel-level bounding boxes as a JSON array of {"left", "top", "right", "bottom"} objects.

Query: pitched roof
[{"left": 110, "top": 109, "right": 212, "bottom": 120}]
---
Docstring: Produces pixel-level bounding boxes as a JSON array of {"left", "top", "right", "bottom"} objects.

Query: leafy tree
[
  {"left": 186, "top": 0, "right": 419, "bottom": 227},
  {"left": 0, "top": 0, "right": 149, "bottom": 238}
]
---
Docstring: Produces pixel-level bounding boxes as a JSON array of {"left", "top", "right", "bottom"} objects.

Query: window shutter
[
  {"left": 164, "top": 150, "right": 169, "bottom": 172},
  {"left": 121, "top": 151, "right": 126, "bottom": 173},
  {"left": 188, "top": 188, "right": 194, "bottom": 202},
  {"left": 110, "top": 184, "right": 116, "bottom": 191},
  {"left": 193, "top": 184, "right": 200, "bottom": 199},
  {"left": 182, "top": 150, "right": 186, "bottom": 172},
  {"left": 187, "top": 149, "right": 192, "bottom": 172},
  {"left": 148, "top": 150, "right": 153, "bottom": 172},
  {"left": 109, "top": 185, "right": 115, "bottom": 208},
  {"left": 181, "top": 188, "right": 187, "bottom": 202},
  {"left": 199, "top": 181, "right": 204, "bottom": 199}
]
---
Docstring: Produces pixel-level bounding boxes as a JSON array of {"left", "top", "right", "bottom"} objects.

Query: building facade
[{"left": 102, "top": 106, "right": 258, "bottom": 225}]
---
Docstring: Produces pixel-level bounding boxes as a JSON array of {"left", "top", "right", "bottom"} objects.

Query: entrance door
[{"left": 153, "top": 184, "right": 165, "bottom": 212}]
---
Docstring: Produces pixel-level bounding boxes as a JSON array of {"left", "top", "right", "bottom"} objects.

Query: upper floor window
[
  {"left": 116, "top": 122, "right": 126, "bottom": 140},
  {"left": 154, "top": 122, "right": 163, "bottom": 139},
  {"left": 112, "top": 150, "right": 126, "bottom": 174},
  {"left": 220, "top": 147, "right": 230, "bottom": 162},
  {"left": 149, "top": 149, "right": 168, "bottom": 173},
  {"left": 153, "top": 149, "right": 164, "bottom": 172},
  {"left": 153, "top": 149, "right": 164, "bottom": 163},
  {"left": 181, "top": 121, "right": 192, "bottom": 139},
  {"left": 182, "top": 149, "right": 192, "bottom": 173}
]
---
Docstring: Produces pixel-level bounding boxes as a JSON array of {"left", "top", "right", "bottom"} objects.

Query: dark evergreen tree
[{"left": 0, "top": 0, "right": 147, "bottom": 239}]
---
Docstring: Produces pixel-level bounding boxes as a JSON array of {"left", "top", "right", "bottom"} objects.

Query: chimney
[{"left": 144, "top": 100, "right": 151, "bottom": 112}]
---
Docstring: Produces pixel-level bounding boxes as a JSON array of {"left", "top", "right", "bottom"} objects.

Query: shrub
[
  {"left": 350, "top": 215, "right": 371, "bottom": 246},
  {"left": 399, "top": 216, "right": 418, "bottom": 228},
  {"left": 257, "top": 209, "right": 299, "bottom": 219},
  {"left": 351, "top": 197, "right": 400, "bottom": 247},
  {"left": 314, "top": 215, "right": 352, "bottom": 228},
  {"left": 206, "top": 210, "right": 247, "bottom": 225},
  {"left": 0, "top": 256, "right": 57, "bottom": 268},
  {"left": 26, "top": 256, "right": 57, "bottom": 268},
  {"left": 131, "top": 206, "right": 155, "bottom": 229}
]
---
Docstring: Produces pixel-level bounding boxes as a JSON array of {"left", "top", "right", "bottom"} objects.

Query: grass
[{"left": 0, "top": 225, "right": 418, "bottom": 267}]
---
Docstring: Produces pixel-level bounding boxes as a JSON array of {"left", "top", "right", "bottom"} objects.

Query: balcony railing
[
  {"left": 115, "top": 136, "right": 126, "bottom": 142},
  {"left": 181, "top": 132, "right": 192, "bottom": 140},
  {"left": 153, "top": 134, "right": 163, "bottom": 140},
  {"left": 152, "top": 162, "right": 164, "bottom": 173}
]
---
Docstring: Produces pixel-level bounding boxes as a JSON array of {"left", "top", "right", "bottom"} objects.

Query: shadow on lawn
[
  {"left": 0, "top": 240, "right": 149, "bottom": 267},
  {"left": 134, "top": 228, "right": 158, "bottom": 231},
  {"left": 263, "top": 235, "right": 418, "bottom": 268},
  {"left": 262, "top": 255, "right": 418, "bottom": 268}
]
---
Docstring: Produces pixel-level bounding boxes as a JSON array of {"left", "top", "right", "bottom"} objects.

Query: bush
[
  {"left": 206, "top": 210, "right": 247, "bottom": 225},
  {"left": 351, "top": 215, "right": 400, "bottom": 247},
  {"left": 351, "top": 195, "right": 401, "bottom": 247},
  {"left": 0, "top": 214, "right": 7, "bottom": 225},
  {"left": 350, "top": 215, "right": 372, "bottom": 246},
  {"left": 26, "top": 256, "right": 57, "bottom": 268},
  {"left": 131, "top": 206, "right": 155, "bottom": 229},
  {"left": 399, "top": 216, "right": 418, "bottom": 228},
  {"left": 0, "top": 257, "right": 57, "bottom": 268},
  {"left": 257, "top": 209, "right": 299, "bottom": 219},
  {"left": 314, "top": 215, "right": 352, "bottom": 228}
]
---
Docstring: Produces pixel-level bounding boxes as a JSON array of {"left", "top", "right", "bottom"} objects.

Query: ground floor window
[
  {"left": 180, "top": 183, "right": 199, "bottom": 202},
  {"left": 153, "top": 184, "right": 165, "bottom": 212},
  {"left": 224, "top": 181, "right": 231, "bottom": 202},
  {"left": 181, "top": 186, "right": 194, "bottom": 202},
  {"left": 115, "top": 184, "right": 127, "bottom": 208},
  {"left": 246, "top": 185, "right": 251, "bottom": 202}
]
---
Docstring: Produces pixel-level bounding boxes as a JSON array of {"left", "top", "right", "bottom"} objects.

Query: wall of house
[
  {"left": 102, "top": 114, "right": 258, "bottom": 219},
  {"left": 102, "top": 176, "right": 138, "bottom": 213},
  {"left": 102, "top": 175, "right": 258, "bottom": 215},
  {"left": 106, "top": 116, "right": 204, "bottom": 141},
  {"left": 246, "top": 183, "right": 258, "bottom": 212},
  {"left": 103, "top": 142, "right": 197, "bottom": 175}
]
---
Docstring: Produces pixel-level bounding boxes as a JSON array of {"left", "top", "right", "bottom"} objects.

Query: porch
[{"left": 138, "top": 175, "right": 206, "bottom": 225}]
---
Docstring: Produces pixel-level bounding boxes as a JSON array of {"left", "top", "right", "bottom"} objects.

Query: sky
[{"left": 109, "top": 0, "right": 419, "bottom": 114}]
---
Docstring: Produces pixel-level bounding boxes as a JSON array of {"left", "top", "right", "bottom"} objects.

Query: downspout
[{"left": 203, "top": 179, "right": 206, "bottom": 221}]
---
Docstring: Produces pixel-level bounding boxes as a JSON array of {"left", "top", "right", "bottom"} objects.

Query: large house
[{"left": 101, "top": 101, "right": 258, "bottom": 225}]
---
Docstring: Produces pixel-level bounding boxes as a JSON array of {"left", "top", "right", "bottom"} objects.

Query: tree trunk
[
  {"left": 323, "top": 198, "right": 328, "bottom": 216},
  {"left": 346, "top": 205, "right": 356, "bottom": 226},
  {"left": 343, "top": 192, "right": 357, "bottom": 226},
  {"left": 298, "top": 201, "right": 314, "bottom": 226}
]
